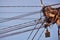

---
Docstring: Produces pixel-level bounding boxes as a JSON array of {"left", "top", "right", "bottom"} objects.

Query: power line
[
  {"left": 0, "top": 18, "right": 39, "bottom": 20},
  {"left": 0, "top": 10, "right": 41, "bottom": 23},
  {"left": 0, "top": 6, "right": 41, "bottom": 7},
  {"left": 0, "top": 17, "right": 40, "bottom": 20},
  {"left": 0, "top": 3, "right": 60, "bottom": 8},
  {"left": 0, "top": 11, "right": 40, "bottom": 13},
  {"left": 0, "top": 11, "right": 41, "bottom": 13},
  {"left": 0, "top": 28, "right": 40, "bottom": 38},
  {"left": 37, "top": 29, "right": 45, "bottom": 40},
  {"left": 27, "top": 20, "right": 38, "bottom": 40},
  {"left": 48, "top": 3, "right": 60, "bottom": 6},
  {"left": 0, "top": 19, "right": 42, "bottom": 35},
  {"left": 27, "top": 18, "right": 42, "bottom": 40},
  {"left": 31, "top": 20, "right": 45, "bottom": 40},
  {"left": 0, "top": 20, "right": 37, "bottom": 34}
]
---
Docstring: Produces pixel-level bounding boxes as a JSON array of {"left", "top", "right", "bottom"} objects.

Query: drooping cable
[
  {"left": 27, "top": 20, "right": 38, "bottom": 40},
  {"left": 48, "top": 3, "right": 60, "bottom": 6},
  {"left": 31, "top": 20, "right": 45, "bottom": 40},
  {"left": 0, "top": 28, "right": 40, "bottom": 38},
  {"left": 27, "top": 13, "right": 43, "bottom": 40},
  {"left": 0, "top": 6, "right": 41, "bottom": 8},
  {"left": 0, "top": 19, "right": 42, "bottom": 35},
  {"left": 37, "top": 29, "right": 45, "bottom": 40},
  {"left": 0, "top": 10, "right": 40, "bottom": 23},
  {"left": 0, "top": 18, "right": 39, "bottom": 20},
  {"left": 0, "top": 3, "right": 60, "bottom": 8}
]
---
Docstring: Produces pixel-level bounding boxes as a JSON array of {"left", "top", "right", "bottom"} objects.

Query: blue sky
[{"left": 0, "top": 0, "right": 60, "bottom": 40}]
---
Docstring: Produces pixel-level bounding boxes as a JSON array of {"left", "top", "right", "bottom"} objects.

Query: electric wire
[
  {"left": 27, "top": 13, "right": 43, "bottom": 40},
  {"left": 0, "top": 12, "right": 33, "bottom": 13},
  {"left": 48, "top": 3, "right": 60, "bottom": 6},
  {"left": 0, "top": 18, "right": 39, "bottom": 20},
  {"left": 0, "top": 3, "right": 60, "bottom": 8},
  {"left": 0, "top": 20, "right": 36, "bottom": 34},
  {"left": 0, "top": 28, "right": 40, "bottom": 38},
  {"left": 0, "top": 11, "right": 40, "bottom": 13},
  {"left": 0, "top": 10, "right": 41, "bottom": 23},
  {"left": 31, "top": 20, "right": 45, "bottom": 40},
  {"left": 0, "top": 1, "right": 59, "bottom": 39},
  {"left": 37, "top": 29, "right": 45, "bottom": 40},
  {"left": 27, "top": 20, "right": 38, "bottom": 40},
  {"left": 0, "top": 3, "right": 60, "bottom": 23},
  {"left": 0, "top": 6, "right": 41, "bottom": 7},
  {"left": 0, "top": 19, "right": 42, "bottom": 35},
  {"left": 0, "top": 0, "right": 60, "bottom": 39}
]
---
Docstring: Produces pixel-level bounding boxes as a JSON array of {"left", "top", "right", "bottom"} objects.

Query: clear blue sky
[{"left": 0, "top": 0, "right": 60, "bottom": 40}]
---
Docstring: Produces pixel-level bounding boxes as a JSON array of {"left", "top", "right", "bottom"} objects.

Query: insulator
[
  {"left": 44, "top": 24, "right": 48, "bottom": 28},
  {"left": 46, "top": 18, "right": 51, "bottom": 23},
  {"left": 45, "top": 29, "right": 50, "bottom": 37},
  {"left": 44, "top": 23, "right": 50, "bottom": 28}
]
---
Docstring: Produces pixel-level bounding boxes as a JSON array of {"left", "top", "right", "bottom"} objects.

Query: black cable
[
  {"left": 0, "top": 18, "right": 39, "bottom": 20},
  {"left": 27, "top": 20, "right": 38, "bottom": 40},
  {"left": 31, "top": 21, "right": 45, "bottom": 40},
  {"left": 0, "top": 6, "right": 41, "bottom": 7},
  {"left": 0, "top": 10, "right": 40, "bottom": 23},
  {"left": 0, "top": 3, "right": 59, "bottom": 8},
  {"left": 0, "top": 19, "right": 42, "bottom": 35},
  {"left": 48, "top": 3, "right": 60, "bottom": 6},
  {"left": 27, "top": 17, "right": 42, "bottom": 40},
  {"left": 0, "top": 28, "right": 40, "bottom": 38},
  {"left": 37, "top": 29, "right": 45, "bottom": 40},
  {"left": 0, "top": 12, "right": 31, "bottom": 13},
  {"left": 0, "top": 20, "right": 35, "bottom": 34},
  {"left": 0, "top": 11, "right": 40, "bottom": 13}
]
